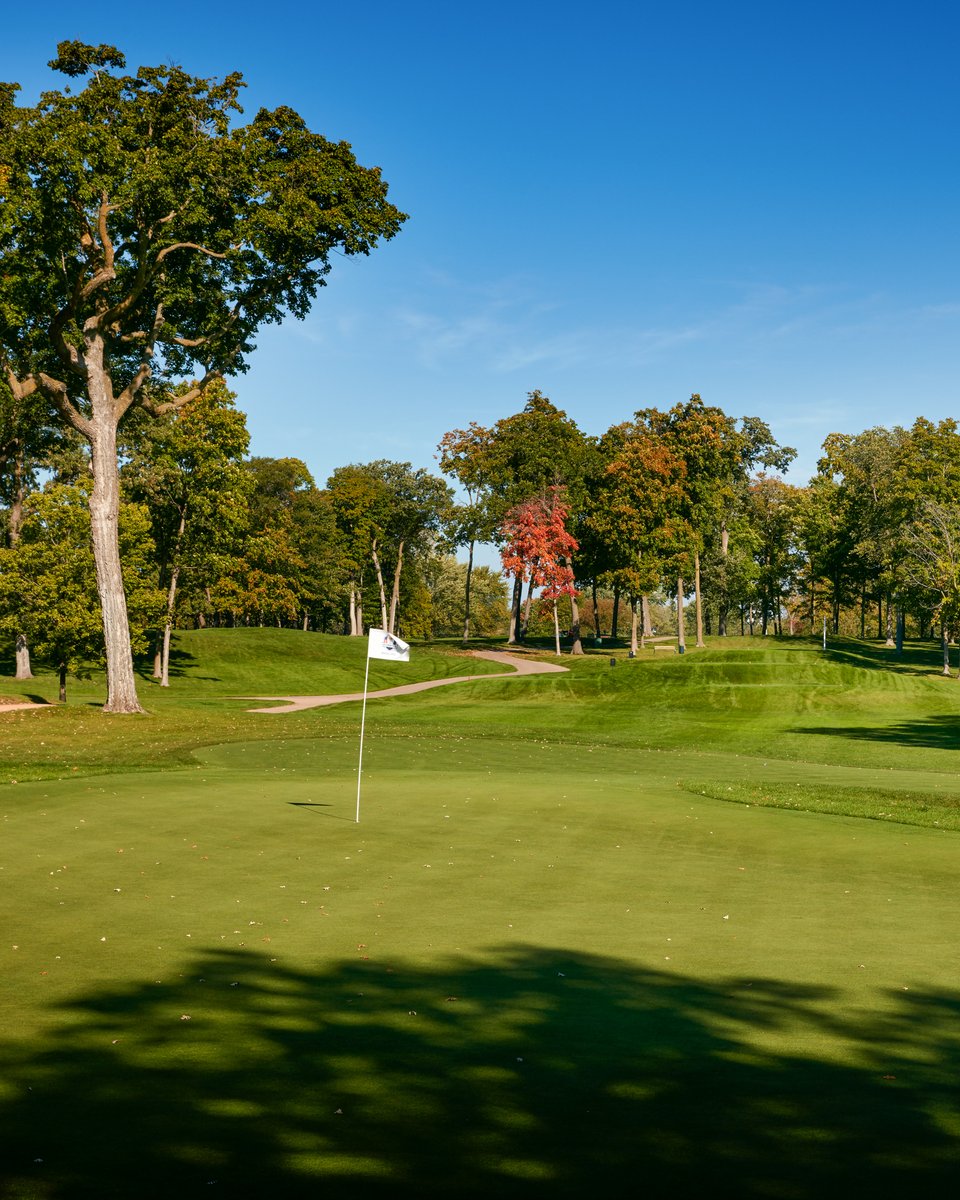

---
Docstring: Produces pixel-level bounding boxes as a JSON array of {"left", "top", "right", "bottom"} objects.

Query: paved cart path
[{"left": 241, "top": 650, "right": 569, "bottom": 713}]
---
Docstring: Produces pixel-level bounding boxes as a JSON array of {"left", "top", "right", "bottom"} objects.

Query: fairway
[{"left": 2, "top": 634, "right": 960, "bottom": 1197}]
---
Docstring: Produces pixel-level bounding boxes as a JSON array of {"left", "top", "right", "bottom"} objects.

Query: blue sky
[{"left": 4, "top": 1, "right": 959, "bottom": 497}]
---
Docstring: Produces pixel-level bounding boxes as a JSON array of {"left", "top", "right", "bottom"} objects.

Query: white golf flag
[{"left": 367, "top": 628, "right": 410, "bottom": 662}]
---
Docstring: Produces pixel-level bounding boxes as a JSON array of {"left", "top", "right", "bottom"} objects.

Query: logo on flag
[{"left": 367, "top": 628, "right": 410, "bottom": 662}]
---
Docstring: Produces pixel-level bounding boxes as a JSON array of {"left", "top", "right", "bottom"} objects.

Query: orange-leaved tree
[{"left": 500, "top": 488, "right": 578, "bottom": 655}]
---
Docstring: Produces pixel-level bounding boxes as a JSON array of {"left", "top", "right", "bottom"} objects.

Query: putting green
[{"left": 2, "top": 729, "right": 960, "bottom": 1197}]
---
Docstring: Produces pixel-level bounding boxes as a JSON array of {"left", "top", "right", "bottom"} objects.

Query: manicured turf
[{"left": 2, "top": 632, "right": 960, "bottom": 1197}]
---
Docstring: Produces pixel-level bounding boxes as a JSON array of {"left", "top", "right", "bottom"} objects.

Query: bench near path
[{"left": 241, "top": 650, "right": 569, "bottom": 714}]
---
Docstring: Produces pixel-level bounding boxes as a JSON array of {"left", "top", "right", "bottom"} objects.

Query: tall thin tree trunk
[
  {"left": 630, "top": 598, "right": 639, "bottom": 656},
  {"left": 59, "top": 661, "right": 67, "bottom": 704},
  {"left": 371, "top": 541, "right": 388, "bottom": 630},
  {"left": 388, "top": 540, "right": 405, "bottom": 634},
  {"left": 943, "top": 625, "right": 951, "bottom": 676},
  {"left": 509, "top": 573, "right": 523, "bottom": 644},
  {"left": 160, "top": 511, "right": 187, "bottom": 688},
  {"left": 160, "top": 563, "right": 181, "bottom": 687},
  {"left": 9, "top": 445, "right": 33, "bottom": 679},
  {"left": 677, "top": 576, "right": 686, "bottom": 652},
  {"left": 462, "top": 539, "right": 475, "bottom": 644},
  {"left": 521, "top": 574, "right": 536, "bottom": 639},
  {"left": 568, "top": 563, "right": 584, "bottom": 654},
  {"left": 884, "top": 593, "right": 895, "bottom": 647},
  {"left": 552, "top": 600, "right": 561, "bottom": 655},
  {"left": 718, "top": 522, "right": 729, "bottom": 636},
  {"left": 641, "top": 595, "right": 651, "bottom": 649},
  {"left": 694, "top": 549, "right": 704, "bottom": 648}
]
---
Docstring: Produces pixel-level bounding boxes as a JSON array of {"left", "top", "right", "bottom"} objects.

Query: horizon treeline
[{"left": 3, "top": 382, "right": 960, "bottom": 685}]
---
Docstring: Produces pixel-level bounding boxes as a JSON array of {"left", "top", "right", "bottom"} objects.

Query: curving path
[{"left": 241, "top": 650, "right": 568, "bottom": 713}]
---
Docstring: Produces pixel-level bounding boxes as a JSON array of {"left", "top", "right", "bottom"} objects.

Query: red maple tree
[{"left": 500, "top": 488, "right": 579, "bottom": 653}]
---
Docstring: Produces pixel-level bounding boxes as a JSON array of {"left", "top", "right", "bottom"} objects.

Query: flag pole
[{"left": 356, "top": 650, "right": 372, "bottom": 824}]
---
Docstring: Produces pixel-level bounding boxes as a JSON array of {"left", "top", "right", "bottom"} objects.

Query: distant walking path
[{"left": 242, "top": 650, "right": 569, "bottom": 713}]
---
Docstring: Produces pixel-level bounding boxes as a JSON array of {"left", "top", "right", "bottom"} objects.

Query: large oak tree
[{"left": 0, "top": 42, "right": 405, "bottom": 710}]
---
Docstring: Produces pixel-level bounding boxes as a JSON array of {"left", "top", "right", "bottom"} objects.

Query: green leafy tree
[
  {"left": 121, "top": 381, "right": 251, "bottom": 684},
  {"left": 437, "top": 422, "right": 500, "bottom": 643},
  {"left": 482, "top": 392, "right": 592, "bottom": 649},
  {"left": 0, "top": 379, "right": 64, "bottom": 676},
  {"left": 0, "top": 43, "right": 406, "bottom": 711},
  {"left": 325, "top": 461, "right": 452, "bottom": 635},
  {"left": 632, "top": 396, "right": 789, "bottom": 647},
  {"left": 588, "top": 429, "right": 689, "bottom": 654},
  {"left": 0, "top": 482, "right": 163, "bottom": 701},
  {"left": 902, "top": 500, "right": 960, "bottom": 674}
]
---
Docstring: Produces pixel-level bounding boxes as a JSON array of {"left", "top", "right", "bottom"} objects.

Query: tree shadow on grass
[
  {"left": 798, "top": 715, "right": 960, "bottom": 751},
  {"left": 1, "top": 948, "right": 958, "bottom": 1199},
  {"left": 822, "top": 640, "right": 947, "bottom": 677},
  {"left": 134, "top": 647, "right": 208, "bottom": 684}
]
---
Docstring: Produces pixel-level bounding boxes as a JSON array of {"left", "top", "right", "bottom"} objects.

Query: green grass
[
  {"left": 2, "top": 631, "right": 960, "bottom": 1197},
  {"left": 684, "top": 778, "right": 960, "bottom": 829}
]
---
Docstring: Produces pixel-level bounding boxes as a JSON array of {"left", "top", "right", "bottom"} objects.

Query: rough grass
[{"left": 3, "top": 632, "right": 960, "bottom": 1197}]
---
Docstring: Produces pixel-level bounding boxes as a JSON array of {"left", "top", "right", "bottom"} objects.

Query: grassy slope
[{"left": 2, "top": 632, "right": 960, "bottom": 1197}]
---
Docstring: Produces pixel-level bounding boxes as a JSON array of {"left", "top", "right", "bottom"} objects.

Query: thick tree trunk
[
  {"left": 462, "top": 539, "right": 475, "bottom": 644},
  {"left": 677, "top": 576, "right": 686, "bottom": 652},
  {"left": 88, "top": 388, "right": 143, "bottom": 714},
  {"left": 694, "top": 550, "right": 704, "bottom": 648},
  {"left": 15, "top": 633, "right": 33, "bottom": 679}
]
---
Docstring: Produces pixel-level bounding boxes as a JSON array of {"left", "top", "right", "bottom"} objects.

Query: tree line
[{"left": 6, "top": 373, "right": 960, "bottom": 702}]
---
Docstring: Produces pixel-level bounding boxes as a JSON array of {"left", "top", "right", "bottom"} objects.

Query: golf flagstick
[
  {"left": 356, "top": 628, "right": 411, "bottom": 823},
  {"left": 355, "top": 652, "right": 372, "bottom": 820}
]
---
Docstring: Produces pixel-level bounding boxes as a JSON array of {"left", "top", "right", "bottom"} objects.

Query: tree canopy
[{"left": 0, "top": 42, "right": 406, "bottom": 710}]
